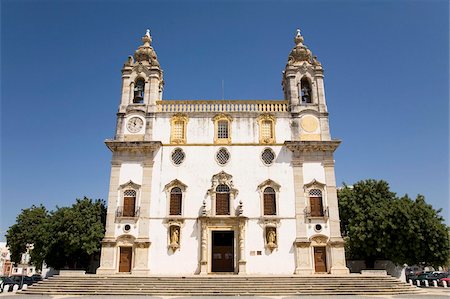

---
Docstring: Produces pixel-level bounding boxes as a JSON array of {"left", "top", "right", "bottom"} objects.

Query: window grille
[
  {"left": 261, "top": 120, "right": 273, "bottom": 139},
  {"left": 124, "top": 190, "right": 136, "bottom": 197},
  {"left": 171, "top": 148, "right": 185, "bottom": 165},
  {"left": 217, "top": 121, "right": 229, "bottom": 139},
  {"left": 309, "top": 189, "right": 322, "bottom": 197},
  {"left": 216, "top": 148, "right": 230, "bottom": 165},
  {"left": 170, "top": 187, "right": 182, "bottom": 215},
  {"left": 261, "top": 148, "right": 275, "bottom": 165},
  {"left": 173, "top": 121, "right": 185, "bottom": 140},
  {"left": 216, "top": 184, "right": 230, "bottom": 193},
  {"left": 263, "top": 187, "right": 276, "bottom": 215}
]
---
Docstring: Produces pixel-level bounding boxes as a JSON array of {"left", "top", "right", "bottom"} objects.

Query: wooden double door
[
  {"left": 119, "top": 247, "right": 132, "bottom": 272},
  {"left": 211, "top": 231, "right": 234, "bottom": 272},
  {"left": 314, "top": 246, "right": 327, "bottom": 273}
]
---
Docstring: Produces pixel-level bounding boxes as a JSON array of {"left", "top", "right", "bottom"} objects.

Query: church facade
[{"left": 97, "top": 30, "right": 349, "bottom": 276}]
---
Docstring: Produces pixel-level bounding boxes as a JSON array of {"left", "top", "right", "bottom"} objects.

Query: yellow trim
[
  {"left": 213, "top": 113, "right": 232, "bottom": 144},
  {"left": 300, "top": 134, "right": 321, "bottom": 141},
  {"left": 257, "top": 114, "right": 276, "bottom": 144},
  {"left": 170, "top": 114, "right": 189, "bottom": 144}
]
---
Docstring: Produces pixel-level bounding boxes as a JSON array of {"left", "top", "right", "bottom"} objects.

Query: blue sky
[{"left": 1, "top": 0, "right": 448, "bottom": 241}]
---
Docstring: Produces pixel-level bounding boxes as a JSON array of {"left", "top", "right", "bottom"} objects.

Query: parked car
[
  {"left": 9, "top": 275, "right": 34, "bottom": 289},
  {"left": 439, "top": 274, "right": 450, "bottom": 286},
  {"left": 31, "top": 274, "right": 42, "bottom": 282},
  {"left": 0, "top": 276, "right": 19, "bottom": 292}
]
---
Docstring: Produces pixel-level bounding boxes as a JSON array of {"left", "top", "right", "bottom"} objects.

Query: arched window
[
  {"left": 123, "top": 189, "right": 136, "bottom": 217},
  {"left": 300, "top": 77, "right": 312, "bottom": 104},
  {"left": 263, "top": 187, "right": 276, "bottom": 215},
  {"left": 216, "top": 184, "right": 230, "bottom": 215},
  {"left": 133, "top": 78, "right": 145, "bottom": 103},
  {"left": 309, "top": 189, "right": 323, "bottom": 217},
  {"left": 170, "top": 187, "right": 182, "bottom": 215}
]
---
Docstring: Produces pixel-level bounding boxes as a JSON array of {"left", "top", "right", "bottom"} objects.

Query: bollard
[
  {"left": 424, "top": 280, "right": 429, "bottom": 287},
  {"left": 409, "top": 279, "right": 413, "bottom": 286},
  {"left": 12, "top": 284, "right": 19, "bottom": 292},
  {"left": 416, "top": 280, "right": 421, "bottom": 287},
  {"left": 443, "top": 281, "right": 448, "bottom": 288},
  {"left": 433, "top": 280, "right": 438, "bottom": 287}
]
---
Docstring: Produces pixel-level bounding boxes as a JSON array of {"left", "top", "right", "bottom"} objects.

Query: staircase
[{"left": 22, "top": 275, "right": 422, "bottom": 296}]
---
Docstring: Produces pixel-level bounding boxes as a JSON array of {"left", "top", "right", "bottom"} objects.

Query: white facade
[{"left": 97, "top": 29, "right": 349, "bottom": 275}]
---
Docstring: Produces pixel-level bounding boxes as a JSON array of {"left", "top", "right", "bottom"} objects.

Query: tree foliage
[
  {"left": 338, "top": 179, "right": 449, "bottom": 268},
  {"left": 6, "top": 197, "right": 106, "bottom": 270},
  {"left": 5, "top": 205, "right": 50, "bottom": 268}
]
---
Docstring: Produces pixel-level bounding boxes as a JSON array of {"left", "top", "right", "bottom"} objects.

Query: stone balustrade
[{"left": 156, "top": 100, "right": 289, "bottom": 113}]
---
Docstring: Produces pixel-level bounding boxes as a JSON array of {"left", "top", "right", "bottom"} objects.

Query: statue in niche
[
  {"left": 170, "top": 226, "right": 180, "bottom": 248},
  {"left": 266, "top": 228, "right": 277, "bottom": 249}
]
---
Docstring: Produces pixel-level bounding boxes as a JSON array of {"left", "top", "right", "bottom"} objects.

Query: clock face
[{"left": 127, "top": 117, "right": 144, "bottom": 133}]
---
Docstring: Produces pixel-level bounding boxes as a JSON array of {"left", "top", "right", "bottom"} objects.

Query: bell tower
[
  {"left": 282, "top": 29, "right": 331, "bottom": 141},
  {"left": 114, "top": 30, "right": 164, "bottom": 141}
]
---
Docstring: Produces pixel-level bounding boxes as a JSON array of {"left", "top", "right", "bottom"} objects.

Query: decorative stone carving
[
  {"left": 310, "top": 235, "right": 329, "bottom": 245},
  {"left": 134, "top": 29, "right": 160, "bottom": 67},
  {"left": 287, "top": 29, "right": 313, "bottom": 65},
  {"left": 265, "top": 226, "right": 277, "bottom": 250},
  {"left": 169, "top": 225, "right": 180, "bottom": 250}
]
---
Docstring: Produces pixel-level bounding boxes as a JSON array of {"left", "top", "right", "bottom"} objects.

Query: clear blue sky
[{"left": 1, "top": 0, "right": 449, "bottom": 241}]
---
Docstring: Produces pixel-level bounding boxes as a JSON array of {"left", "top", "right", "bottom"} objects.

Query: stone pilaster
[
  {"left": 133, "top": 158, "right": 154, "bottom": 274},
  {"left": 97, "top": 241, "right": 117, "bottom": 275},
  {"left": 238, "top": 220, "right": 246, "bottom": 274},
  {"left": 199, "top": 221, "right": 208, "bottom": 275},
  {"left": 132, "top": 241, "right": 151, "bottom": 275},
  {"left": 103, "top": 161, "right": 121, "bottom": 240},
  {"left": 292, "top": 155, "right": 314, "bottom": 275},
  {"left": 323, "top": 160, "right": 349, "bottom": 274},
  {"left": 115, "top": 113, "right": 125, "bottom": 141}
]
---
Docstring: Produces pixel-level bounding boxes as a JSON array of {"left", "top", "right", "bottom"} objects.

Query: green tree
[
  {"left": 338, "top": 179, "right": 449, "bottom": 268},
  {"left": 5, "top": 205, "right": 50, "bottom": 269},
  {"left": 45, "top": 197, "right": 106, "bottom": 269}
]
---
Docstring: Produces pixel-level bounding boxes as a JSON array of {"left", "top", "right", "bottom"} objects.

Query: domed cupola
[
  {"left": 287, "top": 29, "right": 313, "bottom": 65},
  {"left": 134, "top": 29, "right": 160, "bottom": 67}
]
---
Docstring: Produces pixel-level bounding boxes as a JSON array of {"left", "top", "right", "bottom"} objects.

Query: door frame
[
  {"left": 208, "top": 227, "right": 237, "bottom": 274},
  {"left": 313, "top": 246, "right": 328, "bottom": 273},
  {"left": 118, "top": 246, "right": 133, "bottom": 273}
]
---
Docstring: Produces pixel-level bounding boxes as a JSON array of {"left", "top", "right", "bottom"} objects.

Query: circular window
[
  {"left": 315, "top": 224, "right": 322, "bottom": 232},
  {"left": 124, "top": 224, "right": 131, "bottom": 232},
  {"left": 261, "top": 148, "right": 275, "bottom": 165},
  {"left": 171, "top": 148, "right": 185, "bottom": 165},
  {"left": 216, "top": 148, "right": 230, "bottom": 165}
]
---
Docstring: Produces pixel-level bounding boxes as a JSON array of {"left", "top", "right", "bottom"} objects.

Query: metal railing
[
  {"left": 116, "top": 206, "right": 140, "bottom": 218},
  {"left": 304, "top": 206, "right": 329, "bottom": 219}
]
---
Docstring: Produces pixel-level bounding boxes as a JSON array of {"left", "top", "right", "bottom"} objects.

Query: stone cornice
[
  {"left": 105, "top": 140, "right": 162, "bottom": 153},
  {"left": 284, "top": 140, "right": 341, "bottom": 153}
]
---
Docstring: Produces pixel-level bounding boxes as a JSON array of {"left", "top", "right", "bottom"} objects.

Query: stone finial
[
  {"left": 134, "top": 29, "right": 160, "bottom": 66},
  {"left": 201, "top": 200, "right": 207, "bottom": 216},
  {"left": 287, "top": 28, "right": 313, "bottom": 66},
  {"left": 294, "top": 28, "right": 304, "bottom": 45},
  {"left": 238, "top": 200, "right": 243, "bottom": 216}
]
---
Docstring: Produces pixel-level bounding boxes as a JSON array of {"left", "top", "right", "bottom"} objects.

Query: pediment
[
  {"left": 119, "top": 180, "right": 141, "bottom": 190},
  {"left": 310, "top": 234, "right": 328, "bottom": 245},
  {"left": 304, "top": 179, "right": 326, "bottom": 190},
  {"left": 164, "top": 179, "right": 187, "bottom": 192},
  {"left": 258, "top": 179, "right": 281, "bottom": 192}
]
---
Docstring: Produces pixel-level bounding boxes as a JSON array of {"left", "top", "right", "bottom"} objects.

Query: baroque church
[{"left": 97, "top": 29, "right": 349, "bottom": 275}]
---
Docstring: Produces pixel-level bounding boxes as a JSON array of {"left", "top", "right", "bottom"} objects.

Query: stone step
[{"left": 22, "top": 275, "right": 422, "bottom": 296}]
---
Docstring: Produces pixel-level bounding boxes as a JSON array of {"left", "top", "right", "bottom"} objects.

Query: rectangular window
[
  {"left": 310, "top": 197, "right": 324, "bottom": 217},
  {"left": 173, "top": 121, "right": 185, "bottom": 140},
  {"left": 216, "top": 193, "right": 230, "bottom": 215},
  {"left": 217, "top": 121, "right": 229, "bottom": 139},
  {"left": 261, "top": 120, "right": 273, "bottom": 140}
]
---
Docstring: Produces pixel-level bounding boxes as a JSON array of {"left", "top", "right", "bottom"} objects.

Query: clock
[{"left": 127, "top": 117, "right": 144, "bottom": 133}]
